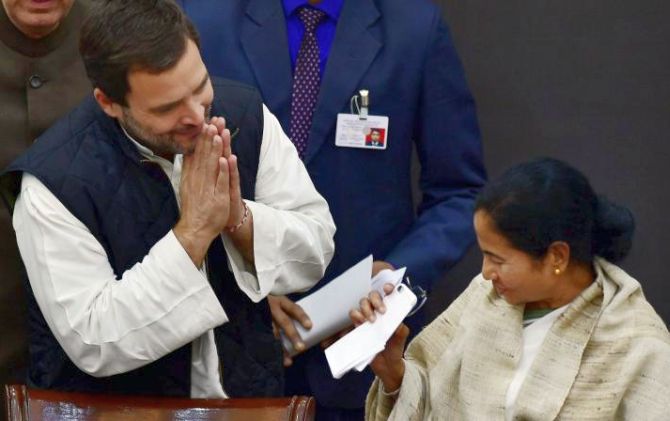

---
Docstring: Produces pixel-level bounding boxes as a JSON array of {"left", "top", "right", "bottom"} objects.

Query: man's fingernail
[{"left": 296, "top": 342, "right": 305, "bottom": 351}]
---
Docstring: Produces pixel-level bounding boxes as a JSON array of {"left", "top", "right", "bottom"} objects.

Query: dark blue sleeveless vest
[{"left": 4, "top": 78, "right": 283, "bottom": 397}]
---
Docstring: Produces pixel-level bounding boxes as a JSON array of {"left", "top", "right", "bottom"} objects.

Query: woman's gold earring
[{"left": 554, "top": 267, "right": 561, "bottom": 275}]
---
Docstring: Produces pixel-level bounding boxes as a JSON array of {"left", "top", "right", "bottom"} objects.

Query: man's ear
[
  {"left": 94, "top": 88, "right": 123, "bottom": 119},
  {"left": 546, "top": 241, "right": 570, "bottom": 273}
]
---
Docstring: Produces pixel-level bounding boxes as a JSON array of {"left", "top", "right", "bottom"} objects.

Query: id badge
[{"left": 335, "top": 113, "right": 389, "bottom": 150}]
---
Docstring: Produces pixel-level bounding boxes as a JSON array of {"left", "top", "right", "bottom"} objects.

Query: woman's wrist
[
  {"left": 380, "top": 382, "right": 401, "bottom": 397},
  {"left": 380, "top": 359, "right": 405, "bottom": 397}
]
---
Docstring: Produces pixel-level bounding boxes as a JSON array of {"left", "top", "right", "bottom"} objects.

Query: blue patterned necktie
[{"left": 289, "top": 7, "right": 326, "bottom": 160}]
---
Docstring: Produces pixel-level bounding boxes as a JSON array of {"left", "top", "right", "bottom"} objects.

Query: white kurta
[{"left": 13, "top": 105, "right": 336, "bottom": 398}]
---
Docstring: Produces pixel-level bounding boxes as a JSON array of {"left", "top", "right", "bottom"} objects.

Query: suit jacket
[{"left": 181, "top": 0, "right": 487, "bottom": 408}]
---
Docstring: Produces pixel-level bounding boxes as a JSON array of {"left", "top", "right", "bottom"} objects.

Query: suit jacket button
[{"left": 29, "top": 75, "right": 43, "bottom": 89}]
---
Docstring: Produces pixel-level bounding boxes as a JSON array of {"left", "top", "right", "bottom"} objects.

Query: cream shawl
[{"left": 366, "top": 258, "right": 670, "bottom": 420}]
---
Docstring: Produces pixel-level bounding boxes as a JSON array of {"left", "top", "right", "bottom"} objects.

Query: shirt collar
[
  {"left": 119, "top": 124, "right": 178, "bottom": 167},
  {"left": 282, "top": 0, "right": 344, "bottom": 21}
]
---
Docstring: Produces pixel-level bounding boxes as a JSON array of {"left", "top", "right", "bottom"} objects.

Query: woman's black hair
[{"left": 475, "top": 158, "right": 634, "bottom": 263}]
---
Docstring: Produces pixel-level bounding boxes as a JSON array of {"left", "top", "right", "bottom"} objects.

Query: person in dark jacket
[
  {"left": 180, "top": 0, "right": 486, "bottom": 417},
  {"left": 4, "top": 0, "right": 334, "bottom": 398},
  {"left": 0, "top": 0, "right": 91, "bottom": 395}
]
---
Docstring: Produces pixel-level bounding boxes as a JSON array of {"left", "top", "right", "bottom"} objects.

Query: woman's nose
[{"left": 481, "top": 260, "right": 496, "bottom": 281}]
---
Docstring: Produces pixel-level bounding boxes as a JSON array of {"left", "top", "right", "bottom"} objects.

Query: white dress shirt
[{"left": 13, "top": 105, "right": 335, "bottom": 398}]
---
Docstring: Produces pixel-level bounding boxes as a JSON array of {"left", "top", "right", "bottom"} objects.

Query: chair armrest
[{"left": 5, "top": 384, "right": 315, "bottom": 421}]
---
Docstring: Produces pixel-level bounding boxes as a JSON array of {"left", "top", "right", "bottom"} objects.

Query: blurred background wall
[{"left": 427, "top": 0, "right": 670, "bottom": 324}]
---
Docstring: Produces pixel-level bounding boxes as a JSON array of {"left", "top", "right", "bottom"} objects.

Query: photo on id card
[{"left": 335, "top": 114, "right": 389, "bottom": 150}]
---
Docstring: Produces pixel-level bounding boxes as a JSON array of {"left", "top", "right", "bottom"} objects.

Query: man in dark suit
[
  {"left": 179, "top": 0, "right": 486, "bottom": 418},
  {"left": 365, "top": 129, "right": 384, "bottom": 147}
]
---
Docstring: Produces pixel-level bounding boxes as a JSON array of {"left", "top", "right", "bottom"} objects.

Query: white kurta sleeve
[
  {"left": 222, "top": 105, "right": 335, "bottom": 302},
  {"left": 13, "top": 174, "right": 228, "bottom": 377}
]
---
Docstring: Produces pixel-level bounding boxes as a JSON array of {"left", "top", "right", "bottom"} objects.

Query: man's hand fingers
[
  {"left": 182, "top": 149, "right": 195, "bottom": 170},
  {"left": 279, "top": 296, "right": 312, "bottom": 330},
  {"left": 268, "top": 296, "right": 307, "bottom": 352},
  {"left": 221, "top": 127, "right": 232, "bottom": 158},
  {"left": 273, "top": 317, "right": 295, "bottom": 367},
  {"left": 208, "top": 135, "right": 223, "bottom": 180},
  {"left": 192, "top": 124, "right": 216, "bottom": 176},
  {"left": 202, "top": 123, "right": 216, "bottom": 156},
  {"left": 211, "top": 116, "right": 226, "bottom": 137},
  {"left": 189, "top": 125, "right": 206, "bottom": 171},
  {"left": 275, "top": 311, "right": 305, "bottom": 352},
  {"left": 267, "top": 296, "right": 312, "bottom": 354},
  {"left": 228, "top": 154, "right": 239, "bottom": 189},
  {"left": 215, "top": 157, "right": 230, "bottom": 197},
  {"left": 227, "top": 155, "right": 243, "bottom": 210}
]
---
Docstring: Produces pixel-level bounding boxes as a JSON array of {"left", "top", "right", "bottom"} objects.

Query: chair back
[{"left": 5, "top": 384, "right": 315, "bottom": 421}]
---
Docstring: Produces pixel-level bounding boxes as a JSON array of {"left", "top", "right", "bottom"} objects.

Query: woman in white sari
[{"left": 358, "top": 158, "right": 670, "bottom": 420}]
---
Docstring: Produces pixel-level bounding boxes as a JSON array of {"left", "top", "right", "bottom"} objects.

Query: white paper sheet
[
  {"left": 281, "top": 255, "right": 373, "bottom": 356},
  {"left": 371, "top": 267, "right": 406, "bottom": 295},
  {"left": 325, "top": 284, "right": 417, "bottom": 379}
]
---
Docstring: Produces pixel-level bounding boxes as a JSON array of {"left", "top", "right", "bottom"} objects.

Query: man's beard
[{"left": 120, "top": 106, "right": 211, "bottom": 157}]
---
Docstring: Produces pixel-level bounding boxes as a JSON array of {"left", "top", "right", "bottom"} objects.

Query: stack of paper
[
  {"left": 371, "top": 266, "right": 406, "bottom": 295},
  {"left": 281, "top": 256, "right": 372, "bottom": 356},
  {"left": 325, "top": 284, "right": 417, "bottom": 379},
  {"left": 280, "top": 256, "right": 407, "bottom": 356}
]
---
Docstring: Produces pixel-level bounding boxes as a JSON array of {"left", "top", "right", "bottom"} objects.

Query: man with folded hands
[{"left": 3, "top": 0, "right": 335, "bottom": 398}]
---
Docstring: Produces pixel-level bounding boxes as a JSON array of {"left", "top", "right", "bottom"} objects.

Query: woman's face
[{"left": 474, "top": 210, "right": 559, "bottom": 309}]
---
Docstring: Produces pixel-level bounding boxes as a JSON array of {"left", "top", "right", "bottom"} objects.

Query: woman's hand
[{"left": 350, "top": 283, "right": 409, "bottom": 395}]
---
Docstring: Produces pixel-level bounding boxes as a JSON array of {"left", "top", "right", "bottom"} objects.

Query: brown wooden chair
[{"left": 5, "top": 384, "right": 315, "bottom": 421}]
